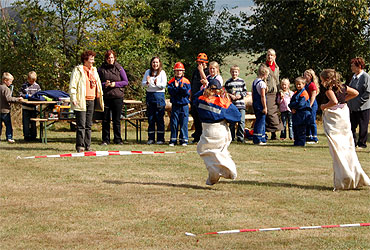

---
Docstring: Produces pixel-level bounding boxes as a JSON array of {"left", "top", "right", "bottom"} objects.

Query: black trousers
[
  {"left": 75, "top": 100, "right": 94, "bottom": 150},
  {"left": 350, "top": 109, "right": 370, "bottom": 147},
  {"left": 102, "top": 98, "right": 123, "bottom": 144},
  {"left": 190, "top": 103, "right": 202, "bottom": 142},
  {"left": 22, "top": 109, "right": 37, "bottom": 140}
]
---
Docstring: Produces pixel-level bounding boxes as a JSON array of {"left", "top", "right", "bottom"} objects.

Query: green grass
[{"left": 1, "top": 122, "right": 370, "bottom": 249}]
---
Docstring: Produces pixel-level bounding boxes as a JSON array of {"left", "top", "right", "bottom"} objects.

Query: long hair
[
  {"left": 320, "top": 69, "right": 343, "bottom": 93},
  {"left": 149, "top": 56, "right": 162, "bottom": 77},
  {"left": 304, "top": 69, "right": 320, "bottom": 94},
  {"left": 203, "top": 87, "right": 230, "bottom": 100}
]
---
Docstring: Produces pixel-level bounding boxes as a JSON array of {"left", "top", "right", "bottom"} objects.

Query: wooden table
[
  {"left": 122, "top": 100, "right": 145, "bottom": 142},
  {"left": 23, "top": 100, "right": 58, "bottom": 143}
]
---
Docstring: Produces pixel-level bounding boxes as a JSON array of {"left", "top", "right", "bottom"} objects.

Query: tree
[
  {"left": 145, "top": 0, "right": 248, "bottom": 77},
  {"left": 244, "top": 0, "right": 370, "bottom": 82}
]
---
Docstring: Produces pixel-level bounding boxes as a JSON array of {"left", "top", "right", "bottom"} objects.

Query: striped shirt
[{"left": 224, "top": 77, "right": 247, "bottom": 109}]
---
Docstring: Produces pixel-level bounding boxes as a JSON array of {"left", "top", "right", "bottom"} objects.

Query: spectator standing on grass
[
  {"left": 252, "top": 64, "right": 269, "bottom": 145},
  {"left": 193, "top": 78, "right": 241, "bottom": 185},
  {"left": 98, "top": 50, "right": 129, "bottom": 146},
  {"left": 141, "top": 56, "right": 167, "bottom": 145},
  {"left": 225, "top": 65, "right": 248, "bottom": 143},
  {"left": 303, "top": 69, "right": 320, "bottom": 144},
  {"left": 69, "top": 50, "right": 104, "bottom": 153},
  {"left": 288, "top": 77, "right": 311, "bottom": 146},
  {"left": 19, "top": 71, "right": 41, "bottom": 141},
  {"left": 265, "top": 48, "right": 283, "bottom": 140},
  {"left": 277, "top": 78, "right": 294, "bottom": 140},
  {"left": 167, "top": 62, "right": 191, "bottom": 146},
  {"left": 190, "top": 53, "right": 209, "bottom": 143},
  {"left": 0, "top": 72, "right": 23, "bottom": 143},
  {"left": 347, "top": 57, "right": 370, "bottom": 149},
  {"left": 200, "top": 61, "right": 223, "bottom": 89},
  {"left": 320, "top": 69, "right": 370, "bottom": 190}
]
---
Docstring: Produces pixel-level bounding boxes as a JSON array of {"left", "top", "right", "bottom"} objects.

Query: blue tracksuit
[
  {"left": 252, "top": 79, "right": 267, "bottom": 144},
  {"left": 289, "top": 88, "right": 312, "bottom": 146},
  {"left": 168, "top": 76, "right": 191, "bottom": 144},
  {"left": 193, "top": 90, "right": 241, "bottom": 124}
]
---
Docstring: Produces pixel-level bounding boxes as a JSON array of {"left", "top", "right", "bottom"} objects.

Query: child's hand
[
  {"left": 175, "top": 80, "right": 179, "bottom": 87},
  {"left": 228, "top": 94, "right": 236, "bottom": 100},
  {"left": 146, "top": 76, "right": 151, "bottom": 85},
  {"left": 200, "top": 79, "right": 208, "bottom": 86},
  {"left": 235, "top": 94, "right": 242, "bottom": 100},
  {"left": 291, "top": 109, "right": 296, "bottom": 114},
  {"left": 18, "top": 97, "right": 24, "bottom": 102},
  {"left": 320, "top": 104, "right": 326, "bottom": 111},
  {"left": 262, "top": 107, "right": 267, "bottom": 114},
  {"left": 198, "top": 64, "right": 204, "bottom": 72}
]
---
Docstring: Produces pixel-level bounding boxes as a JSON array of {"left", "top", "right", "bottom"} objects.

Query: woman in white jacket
[
  {"left": 69, "top": 50, "right": 104, "bottom": 152},
  {"left": 141, "top": 57, "right": 167, "bottom": 144}
]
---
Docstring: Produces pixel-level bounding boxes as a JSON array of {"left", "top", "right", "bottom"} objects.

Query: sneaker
[
  {"left": 181, "top": 143, "right": 188, "bottom": 147},
  {"left": 147, "top": 140, "right": 155, "bottom": 145},
  {"left": 7, "top": 139, "right": 15, "bottom": 144},
  {"left": 156, "top": 141, "right": 164, "bottom": 145},
  {"left": 306, "top": 141, "right": 315, "bottom": 144},
  {"left": 169, "top": 143, "right": 175, "bottom": 147},
  {"left": 258, "top": 142, "right": 267, "bottom": 146},
  {"left": 100, "top": 141, "right": 108, "bottom": 146}
]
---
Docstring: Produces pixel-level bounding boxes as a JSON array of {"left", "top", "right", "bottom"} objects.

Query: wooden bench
[{"left": 30, "top": 118, "right": 49, "bottom": 143}]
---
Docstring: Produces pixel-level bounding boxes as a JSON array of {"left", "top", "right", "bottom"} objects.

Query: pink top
[{"left": 277, "top": 90, "right": 294, "bottom": 112}]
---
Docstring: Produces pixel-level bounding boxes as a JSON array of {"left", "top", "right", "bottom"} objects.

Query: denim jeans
[
  {"left": 147, "top": 102, "right": 165, "bottom": 142},
  {"left": 306, "top": 101, "right": 318, "bottom": 142},
  {"left": 0, "top": 113, "right": 13, "bottom": 140},
  {"left": 75, "top": 100, "right": 94, "bottom": 150},
  {"left": 229, "top": 108, "right": 245, "bottom": 141},
  {"left": 253, "top": 110, "right": 266, "bottom": 144},
  {"left": 280, "top": 111, "right": 293, "bottom": 139}
]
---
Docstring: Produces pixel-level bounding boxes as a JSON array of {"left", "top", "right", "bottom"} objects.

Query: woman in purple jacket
[{"left": 98, "top": 50, "right": 129, "bottom": 145}]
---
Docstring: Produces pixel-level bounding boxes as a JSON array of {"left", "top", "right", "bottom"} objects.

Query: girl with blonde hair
[{"left": 303, "top": 69, "right": 319, "bottom": 143}]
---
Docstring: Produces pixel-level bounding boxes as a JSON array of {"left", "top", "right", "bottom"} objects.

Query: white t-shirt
[{"left": 253, "top": 78, "right": 267, "bottom": 96}]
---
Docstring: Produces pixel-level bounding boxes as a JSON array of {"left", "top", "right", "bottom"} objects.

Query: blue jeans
[
  {"left": 293, "top": 124, "right": 306, "bottom": 146},
  {"left": 170, "top": 104, "right": 189, "bottom": 144},
  {"left": 253, "top": 110, "right": 266, "bottom": 144},
  {"left": 280, "top": 111, "right": 293, "bottom": 139},
  {"left": 0, "top": 113, "right": 13, "bottom": 140},
  {"left": 229, "top": 108, "right": 245, "bottom": 141}
]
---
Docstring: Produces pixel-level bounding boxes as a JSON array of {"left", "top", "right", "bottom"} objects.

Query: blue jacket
[
  {"left": 193, "top": 89, "right": 241, "bottom": 123},
  {"left": 167, "top": 76, "right": 191, "bottom": 105},
  {"left": 288, "top": 88, "right": 311, "bottom": 126},
  {"left": 29, "top": 90, "right": 69, "bottom": 101}
]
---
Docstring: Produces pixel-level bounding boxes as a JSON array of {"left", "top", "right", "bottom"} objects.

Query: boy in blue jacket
[
  {"left": 168, "top": 62, "right": 191, "bottom": 146},
  {"left": 289, "top": 77, "right": 312, "bottom": 146},
  {"left": 193, "top": 78, "right": 241, "bottom": 185}
]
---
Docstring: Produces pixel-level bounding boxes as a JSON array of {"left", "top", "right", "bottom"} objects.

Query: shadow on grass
[
  {"left": 221, "top": 180, "right": 333, "bottom": 191},
  {"left": 103, "top": 180, "right": 214, "bottom": 190},
  {"left": 0, "top": 146, "right": 61, "bottom": 151}
]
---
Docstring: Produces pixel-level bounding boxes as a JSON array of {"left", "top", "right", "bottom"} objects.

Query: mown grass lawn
[{"left": 1, "top": 122, "right": 369, "bottom": 249}]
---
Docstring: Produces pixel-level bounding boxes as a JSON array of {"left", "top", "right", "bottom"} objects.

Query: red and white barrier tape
[
  {"left": 17, "top": 151, "right": 186, "bottom": 159},
  {"left": 185, "top": 222, "right": 370, "bottom": 237}
]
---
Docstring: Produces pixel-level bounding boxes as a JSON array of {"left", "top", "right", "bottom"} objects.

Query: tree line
[{"left": 0, "top": 0, "right": 369, "bottom": 100}]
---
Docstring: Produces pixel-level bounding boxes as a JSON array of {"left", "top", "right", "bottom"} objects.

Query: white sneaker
[
  {"left": 147, "top": 140, "right": 155, "bottom": 145},
  {"left": 169, "top": 143, "right": 175, "bottom": 147},
  {"left": 156, "top": 141, "right": 164, "bottom": 145},
  {"left": 306, "top": 141, "right": 315, "bottom": 144},
  {"left": 181, "top": 143, "right": 188, "bottom": 147},
  {"left": 258, "top": 142, "right": 266, "bottom": 146},
  {"left": 7, "top": 139, "right": 15, "bottom": 144}
]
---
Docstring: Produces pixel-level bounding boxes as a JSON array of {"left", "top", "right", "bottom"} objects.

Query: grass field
[{"left": 1, "top": 121, "right": 370, "bottom": 249}]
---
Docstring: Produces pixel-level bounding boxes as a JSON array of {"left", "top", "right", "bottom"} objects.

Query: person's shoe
[
  {"left": 306, "top": 141, "right": 315, "bottom": 144},
  {"left": 85, "top": 147, "right": 92, "bottom": 151},
  {"left": 115, "top": 141, "right": 123, "bottom": 145},
  {"left": 258, "top": 142, "right": 267, "bottom": 146},
  {"left": 77, "top": 147, "right": 85, "bottom": 153},
  {"left": 169, "top": 143, "right": 175, "bottom": 147},
  {"left": 7, "top": 139, "right": 15, "bottom": 144},
  {"left": 100, "top": 141, "right": 109, "bottom": 146},
  {"left": 147, "top": 140, "right": 155, "bottom": 145},
  {"left": 270, "top": 132, "right": 277, "bottom": 140},
  {"left": 181, "top": 143, "right": 188, "bottom": 147},
  {"left": 191, "top": 139, "right": 199, "bottom": 144},
  {"left": 156, "top": 141, "right": 164, "bottom": 145}
]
